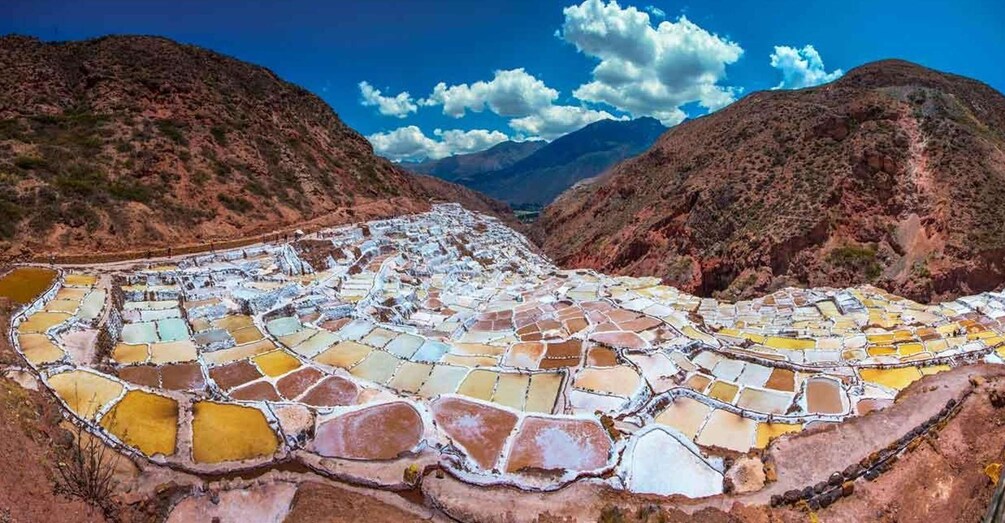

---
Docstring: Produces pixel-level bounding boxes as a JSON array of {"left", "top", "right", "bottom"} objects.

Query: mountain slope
[
  {"left": 454, "top": 117, "right": 665, "bottom": 206},
  {"left": 540, "top": 60, "right": 1005, "bottom": 302},
  {"left": 0, "top": 35, "right": 507, "bottom": 258},
  {"left": 408, "top": 140, "right": 545, "bottom": 181}
]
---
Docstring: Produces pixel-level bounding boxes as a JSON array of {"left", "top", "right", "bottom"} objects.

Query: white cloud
[
  {"left": 421, "top": 68, "right": 560, "bottom": 118},
  {"left": 644, "top": 5, "right": 665, "bottom": 18},
  {"left": 769, "top": 45, "right": 843, "bottom": 89},
  {"left": 510, "top": 105, "right": 623, "bottom": 140},
  {"left": 358, "top": 81, "right": 418, "bottom": 118},
  {"left": 558, "top": 0, "right": 743, "bottom": 125},
  {"left": 366, "top": 126, "right": 509, "bottom": 162}
]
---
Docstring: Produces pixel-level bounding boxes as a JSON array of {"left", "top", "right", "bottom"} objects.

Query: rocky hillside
[
  {"left": 0, "top": 35, "right": 507, "bottom": 258},
  {"left": 408, "top": 140, "right": 545, "bottom": 182},
  {"left": 540, "top": 60, "right": 1005, "bottom": 302}
]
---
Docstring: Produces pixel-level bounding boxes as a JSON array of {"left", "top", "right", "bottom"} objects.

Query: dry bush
[{"left": 53, "top": 423, "right": 120, "bottom": 520}]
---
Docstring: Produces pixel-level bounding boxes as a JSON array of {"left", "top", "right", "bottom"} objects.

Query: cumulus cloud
[
  {"left": 420, "top": 68, "right": 560, "bottom": 118},
  {"left": 557, "top": 0, "right": 743, "bottom": 125},
  {"left": 509, "top": 105, "right": 623, "bottom": 140},
  {"left": 366, "top": 126, "right": 509, "bottom": 162},
  {"left": 769, "top": 45, "right": 843, "bottom": 89},
  {"left": 358, "top": 81, "right": 418, "bottom": 118}
]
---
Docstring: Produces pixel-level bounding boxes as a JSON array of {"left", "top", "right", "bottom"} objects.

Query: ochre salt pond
[
  {"left": 0, "top": 267, "right": 56, "bottom": 304},
  {"left": 100, "top": 390, "right": 178, "bottom": 456},
  {"left": 191, "top": 402, "right": 278, "bottom": 463},
  {"left": 859, "top": 366, "right": 924, "bottom": 390}
]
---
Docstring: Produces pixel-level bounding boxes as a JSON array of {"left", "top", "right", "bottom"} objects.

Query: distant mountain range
[
  {"left": 408, "top": 140, "right": 546, "bottom": 182},
  {"left": 409, "top": 117, "right": 666, "bottom": 206},
  {"left": 540, "top": 59, "right": 1005, "bottom": 303}
]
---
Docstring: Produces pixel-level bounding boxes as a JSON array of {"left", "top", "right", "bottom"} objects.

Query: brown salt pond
[
  {"left": 0, "top": 267, "right": 57, "bottom": 305},
  {"left": 805, "top": 376, "right": 844, "bottom": 414},
  {"left": 100, "top": 390, "right": 178, "bottom": 456},
  {"left": 505, "top": 417, "right": 612, "bottom": 473},
  {"left": 313, "top": 402, "right": 422, "bottom": 460},
  {"left": 191, "top": 401, "right": 279, "bottom": 463},
  {"left": 432, "top": 397, "right": 518, "bottom": 469}
]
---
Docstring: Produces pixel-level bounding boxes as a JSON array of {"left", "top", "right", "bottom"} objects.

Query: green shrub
[
  {"left": 210, "top": 126, "right": 228, "bottom": 145},
  {"left": 156, "top": 119, "right": 188, "bottom": 145},
  {"left": 108, "top": 180, "right": 152, "bottom": 203},
  {"left": 828, "top": 244, "right": 882, "bottom": 280},
  {"left": 14, "top": 155, "right": 47, "bottom": 170},
  {"left": 217, "top": 193, "right": 253, "bottom": 213}
]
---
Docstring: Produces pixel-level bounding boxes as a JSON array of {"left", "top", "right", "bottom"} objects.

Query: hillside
[
  {"left": 446, "top": 117, "right": 665, "bottom": 206},
  {"left": 540, "top": 60, "right": 1005, "bottom": 302},
  {"left": 0, "top": 35, "right": 507, "bottom": 259},
  {"left": 407, "top": 140, "right": 545, "bottom": 181}
]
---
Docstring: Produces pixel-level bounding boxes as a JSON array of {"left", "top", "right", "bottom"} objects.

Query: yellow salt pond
[
  {"left": 18, "top": 333, "right": 64, "bottom": 365},
  {"left": 859, "top": 367, "right": 923, "bottom": 390},
  {"left": 100, "top": 390, "right": 178, "bottom": 456},
  {"left": 253, "top": 350, "right": 302, "bottom": 377},
  {"left": 0, "top": 267, "right": 57, "bottom": 305},
  {"left": 203, "top": 339, "right": 276, "bottom": 365},
  {"left": 113, "top": 343, "right": 149, "bottom": 364},
  {"left": 191, "top": 402, "right": 279, "bottom": 463},
  {"left": 64, "top": 274, "right": 98, "bottom": 287},
  {"left": 149, "top": 341, "right": 198, "bottom": 364},
  {"left": 314, "top": 341, "right": 372, "bottom": 368},
  {"left": 457, "top": 369, "right": 498, "bottom": 400},
  {"left": 764, "top": 336, "right": 816, "bottom": 350},
  {"left": 18, "top": 311, "right": 71, "bottom": 334},
  {"left": 755, "top": 422, "right": 802, "bottom": 449},
  {"left": 492, "top": 373, "right": 529, "bottom": 409},
  {"left": 524, "top": 373, "right": 562, "bottom": 414},
  {"left": 573, "top": 366, "right": 641, "bottom": 397},
  {"left": 49, "top": 370, "right": 124, "bottom": 419},
  {"left": 655, "top": 396, "right": 712, "bottom": 439},
  {"left": 695, "top": 410, "right": 757, "bottom": 452},
  {"left": 387, "top": 361, "right": 433, "bottom": 393}
]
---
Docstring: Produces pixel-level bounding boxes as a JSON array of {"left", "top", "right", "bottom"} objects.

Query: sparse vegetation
[
  {"left": 217, "top": 193, "right": 254, "bottom": 213},
  {"left": 53, "top": 423, "right": 120, "bottom": 520},
  {"left": 155, "top": 119, "right": 188, "bottom": 145},
  {"left": 828, "top": 244, "right": 882, "bottom": 280}
]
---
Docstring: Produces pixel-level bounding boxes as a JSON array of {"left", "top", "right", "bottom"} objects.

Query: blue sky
[{"left": 2, "top": 0, "right": 1003, "bottom": 161}]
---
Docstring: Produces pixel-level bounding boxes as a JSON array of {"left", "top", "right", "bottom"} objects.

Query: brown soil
[
  {"left": 283, "top": 481, "right": 440, "bottom": 522},
  {"left": 803, "top": 374, "right": 1005, "bottom": 522}
]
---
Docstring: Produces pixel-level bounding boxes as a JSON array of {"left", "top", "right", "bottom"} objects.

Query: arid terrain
[
  {"left": 0, "top": 35, "right": 508, "bottom": 262},
  {"left": 540, "top": 60, "right": 1005, "bottom": 303}
]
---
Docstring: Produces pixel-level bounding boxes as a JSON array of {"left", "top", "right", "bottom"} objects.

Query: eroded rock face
[
  {"left": 313, "top": 402, "right": 423, "bottom": 460},
  {"left": 431, "top": 397, "right": 518, "bottom": 470},
  {"left": 505, "top": 417, "right": 612, "bottom": 474}
]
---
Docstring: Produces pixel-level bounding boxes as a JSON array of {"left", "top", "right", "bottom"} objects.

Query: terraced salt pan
[
  {"left": 625, "top": 427, "right": 723, "bottom": 497},
  {"left": 8, "top": 204, "right": 1005, "bottom": 498}
]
